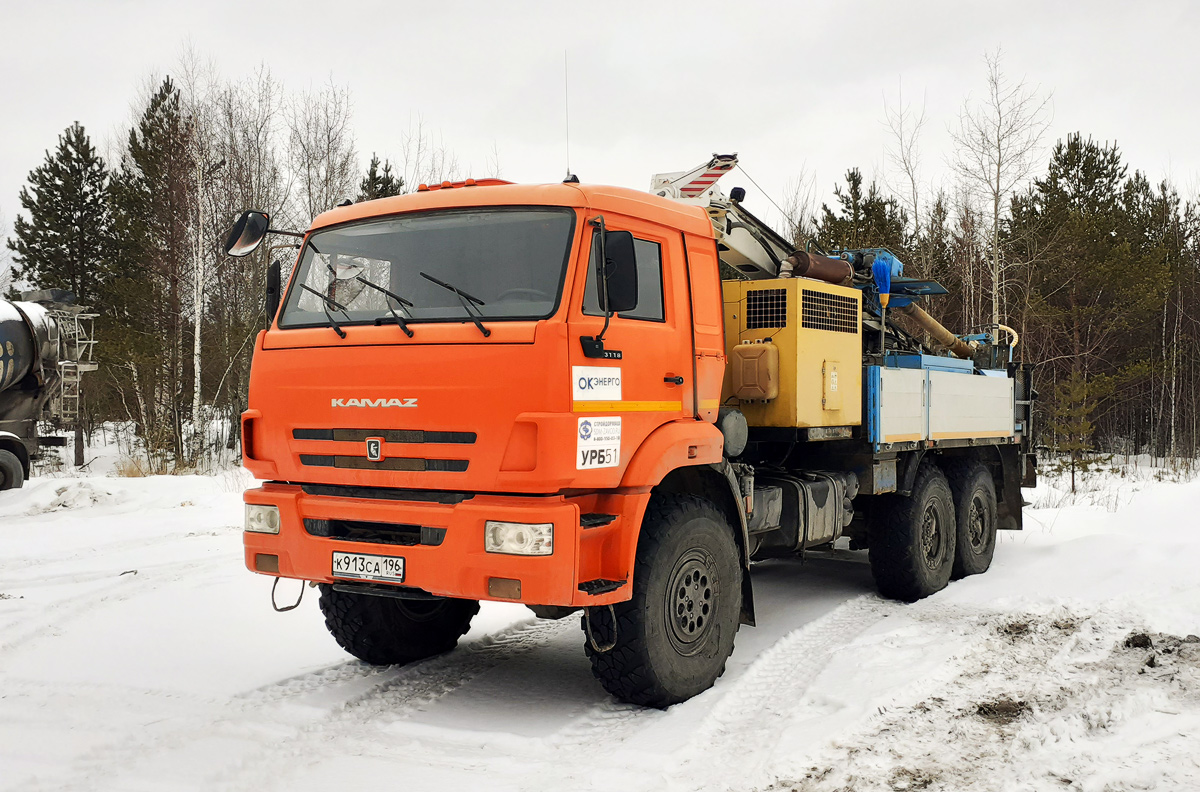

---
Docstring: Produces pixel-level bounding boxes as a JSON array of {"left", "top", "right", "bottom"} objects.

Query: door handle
[{"left": 664, "top": 376, "right": 685, "bottom": 385}]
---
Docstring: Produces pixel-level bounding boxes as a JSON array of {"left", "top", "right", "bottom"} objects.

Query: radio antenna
[{"left": 563, "top": 50, "right": 575, "bottom": 182}]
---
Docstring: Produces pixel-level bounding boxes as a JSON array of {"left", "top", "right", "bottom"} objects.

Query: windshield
[{"left": 278, "top": 207, "right": 576, "bottom": 329}]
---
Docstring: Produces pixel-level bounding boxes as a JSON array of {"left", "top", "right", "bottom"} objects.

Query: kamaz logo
[{"left": 330, "top": 398, "right": 418, "bottom": 408}]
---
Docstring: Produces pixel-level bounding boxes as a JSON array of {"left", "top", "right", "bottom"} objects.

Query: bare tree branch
[{"left": 949, "top": 47, "right": 1052, "bottom": 327}]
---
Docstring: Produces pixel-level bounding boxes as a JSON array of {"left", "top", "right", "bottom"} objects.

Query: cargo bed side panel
[{"left": 928, "top": 370, "right": 1014, "bottom": 440}]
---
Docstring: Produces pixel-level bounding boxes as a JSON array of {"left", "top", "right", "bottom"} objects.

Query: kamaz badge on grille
[{"left": 330, "top": 398, "right": 418, "bottom": 408}]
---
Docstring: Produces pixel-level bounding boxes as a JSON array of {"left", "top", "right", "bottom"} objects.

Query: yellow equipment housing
[{"left": 722, "top": 277, "right": 863, "bottom": 429}]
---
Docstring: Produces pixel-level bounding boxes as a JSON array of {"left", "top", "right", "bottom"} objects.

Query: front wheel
[
  {"left": 0, "top": 449, "right": 24, "bottom": 491},
  {"left": 318, "top": 585, "right": 479, "bottom": 666},
  {"left": 583, "top": 494, "right": 742, "bottom": 708}
]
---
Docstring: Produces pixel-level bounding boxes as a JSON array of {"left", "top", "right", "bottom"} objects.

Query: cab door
[{"left": 567, "top": 214, "right": 691, "bottom": 485}]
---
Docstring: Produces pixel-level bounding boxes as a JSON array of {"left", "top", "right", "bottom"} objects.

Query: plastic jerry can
[{"left": 731, "top": 340, "right": 779, "bottom": 400}]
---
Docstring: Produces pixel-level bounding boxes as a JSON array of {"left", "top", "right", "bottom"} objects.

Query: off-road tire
[
  {"left": 0, "top": 450, "right": 24, "bottom": 491},
  {"left": 583, "top": 493, "right": 741, "bottom": 708},
  {"left": 868, "top": 462, "right": 957, "bottom": 602},
  {"left": 318, "top": 585, "right": 479, "bottom": 666},
  {"left": 946, "top": 461, "right": 998, "bottom": 579}
]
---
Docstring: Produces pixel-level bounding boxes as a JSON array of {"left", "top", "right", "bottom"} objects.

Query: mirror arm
[
  {"left": 268, "top": 228, "right": 305, "bottom": 239},
  {"left": 580, "top": 215, "right": 621, "bottom": 360},
  {"left": 266, "top": 260, "right": 282, "bottom": 323},
  {"left": 591, "top": 216, "right": 613, "bottom": 344}
]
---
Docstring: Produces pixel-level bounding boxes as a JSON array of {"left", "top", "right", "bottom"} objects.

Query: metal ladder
[{"left": 49, "top": 309, "right": 99, "bottom": 424}]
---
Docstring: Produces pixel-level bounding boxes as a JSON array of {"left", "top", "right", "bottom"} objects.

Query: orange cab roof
[{"left": 308, "top": 182, "right": 715, "bottom": 238}]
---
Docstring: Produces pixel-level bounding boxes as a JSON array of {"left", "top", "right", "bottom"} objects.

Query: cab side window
[{"left": 582, "top": 234, "right": 665, "bottom": 322}]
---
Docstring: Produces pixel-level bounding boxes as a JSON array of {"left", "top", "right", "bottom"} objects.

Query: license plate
[{"left": 331, "top": 551, "right": 406, "bottom": 583}]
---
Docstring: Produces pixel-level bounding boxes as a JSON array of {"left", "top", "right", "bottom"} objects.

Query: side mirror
[
  {"left": 597, "top": 230, "right": 638, "bottom": 314},
  {"left": 266, "top": 260, "right": 282, "bottom": 323},
  {"left": 224, "top": 210, "right": 270, "bottom": 257}
]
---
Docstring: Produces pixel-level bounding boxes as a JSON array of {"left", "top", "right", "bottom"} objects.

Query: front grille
[
  {"left": 301, "top": 483, "right": 474, "bottom": 504},
  {"left": 801, "top": 289, "right": 858, "bottom": 333},
  {"left": 294, "top": 428, "right": 476, "bottom": 444},
  {"left": 300, "top": 455, "right": 469, "bottom": 472},
  {"left": 304, "top": 517, "right": 447, "bottom": 547},
  {"left": 746, "top": 288, "right": 787, "bottom": 330}
]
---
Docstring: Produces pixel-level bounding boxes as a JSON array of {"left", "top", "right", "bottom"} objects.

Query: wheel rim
[
  {"left": 920, "top": 502, "right": 943, "bottom": 567},
  {"left": 665, "top": 549, "right": 718, "bottom": 656},
  {"left": 967, "top": 493, "right": 989, "bottom": 551}
]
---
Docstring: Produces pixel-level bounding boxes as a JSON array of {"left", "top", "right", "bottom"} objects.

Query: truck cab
[{"left": 242, "top": 180, "right": 731, "bottom": 610}]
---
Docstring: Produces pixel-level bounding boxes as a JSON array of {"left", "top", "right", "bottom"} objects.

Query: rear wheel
[
  {"left": 584, "top": 494, "right": 741, "bottom": 708},
  {"left": 0, "top": 450, "right": 24, "bottom": 491},
  {"left": 947, "top": 462, "right": 998, "bottom": 578},
  {"left": 318, "top": 585, "right": 479, "bottom": 665},
  {"left": 868, "top": 462, "right": 956, "bottom": 602}
]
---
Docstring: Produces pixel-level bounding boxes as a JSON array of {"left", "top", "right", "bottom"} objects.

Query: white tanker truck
[{"left": 0, "top": 290, "right": 96, "bottom": 490}]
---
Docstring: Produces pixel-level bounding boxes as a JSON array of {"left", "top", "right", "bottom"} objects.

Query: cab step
[{"left": 578, "top": 578, "right": 626, "bottom": 595}]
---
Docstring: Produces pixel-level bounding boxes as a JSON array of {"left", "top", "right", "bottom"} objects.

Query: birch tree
[
  {"left": 883, "top": 82, "right": 927, "bottom": 267},
  {"left": 288, "top": 80, "right": 357, "bottom": 221},
  {"left": 179, "top": 52, "right": 226, "bottom": 463},
  {"left": 110, "top": 76, "right": 196, "bottom": 464},
  {"left": 950, "top": 48, "right": 1051, "bottom": 328},
  {"left": 209, "top": 67, "right": 290, "bottom": 453},
  {"left": 400, "top": 117, "right": 461, "bottom": 189}
]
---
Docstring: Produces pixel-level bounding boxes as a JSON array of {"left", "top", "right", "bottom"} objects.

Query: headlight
[
  {"left": 484, "top": 520, "right": 553, "bottom": 556},
  {"left": 245, "top": 504, "right": 281, "bottom": 534}
]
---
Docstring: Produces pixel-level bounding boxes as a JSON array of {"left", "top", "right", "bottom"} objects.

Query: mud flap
[{"left": 713, "top": 460, "right": 756, "bottom": 627}]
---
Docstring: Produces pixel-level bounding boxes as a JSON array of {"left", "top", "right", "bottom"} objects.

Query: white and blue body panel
[{"left": 866, "top": 355, "right": 1016, "bottom": 451}]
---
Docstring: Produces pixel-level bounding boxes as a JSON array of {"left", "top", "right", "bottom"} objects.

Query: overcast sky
[{"left": 1, "top": 0, "right": 1197, "bottom": 243}]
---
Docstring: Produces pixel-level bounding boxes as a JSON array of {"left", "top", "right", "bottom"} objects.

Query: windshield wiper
[
  {"left": 300, "top": 284, "right": 348, "bottom": 339},
  {"left": 355, "top": 275, "right": 415, "bottom": 338},
  {"left": 418, "top": 272, "right": 491, "bottom": 337}
]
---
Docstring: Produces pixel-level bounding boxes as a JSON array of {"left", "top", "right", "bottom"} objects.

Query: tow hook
[{"left": 271, "top": 577, "right": 306, "bottom": 612}]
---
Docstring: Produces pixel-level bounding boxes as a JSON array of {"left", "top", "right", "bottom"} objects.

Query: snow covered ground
[{"left": 1, "top": 463, "right": 1197, "bottom": 791}]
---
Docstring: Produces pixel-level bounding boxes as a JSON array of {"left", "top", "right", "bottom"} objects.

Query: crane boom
[{"left": 650, "top": 153, "right": 793, "bottom": 280}]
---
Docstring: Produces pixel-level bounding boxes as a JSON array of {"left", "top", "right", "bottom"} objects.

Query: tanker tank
[{"left": 0, "top": 291, "right": 95, "bottom": 490}]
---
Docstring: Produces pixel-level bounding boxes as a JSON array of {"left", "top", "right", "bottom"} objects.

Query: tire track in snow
[
  {"left": 20, "top": 617, "right": 571, "bottom": 792},
  {"left": 662, "top": 595, "right": 897, "bottom": 791},
  {"left": 0, "top": 555, "right": 231, "bottom": 657},
  {"left": 234, "top": 657, "right": 396, "bottom": 704},
  {"left": 0, "top": 523, "right": 237, "bottom": 579},
  {"left": 214, "top": 616, "right": 577, "bottom": 791},
  {"left": 317, "top": 618, "right": 663, "bottom": 789}
]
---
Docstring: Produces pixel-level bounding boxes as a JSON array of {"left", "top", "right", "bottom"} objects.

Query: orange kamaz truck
[{"left": 227, "top": 155, "right": 1035, "bottom": 706}]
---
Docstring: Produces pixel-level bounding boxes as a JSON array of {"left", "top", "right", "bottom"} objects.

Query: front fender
[
  {"left": 619, "top": 418, "right": 723, "bottom": 488},
  {"left": 608, "top": 419, "right": 753, "bottom": 624}
]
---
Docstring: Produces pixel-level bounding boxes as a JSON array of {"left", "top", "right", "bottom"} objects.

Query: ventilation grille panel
[
  {"left": 745, "top": 288, "right": 787, "bottom": 330},
  {"left": 801, "top": 289, "right": 858, "bottom": 334}
]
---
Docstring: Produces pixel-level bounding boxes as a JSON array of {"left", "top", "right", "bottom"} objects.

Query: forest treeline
[
  {"left": 3, "top": 58, "right": 454, "bottom": 471},
  {"left": 4, "top": 52, "right": 1198, "bottom": 473}
]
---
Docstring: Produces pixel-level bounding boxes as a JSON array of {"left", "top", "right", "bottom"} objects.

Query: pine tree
[
  {"left": 108, "top": 77, "right": 197, "bottom": 463},
  {"left": 1047, "top": 370, "right": 1100, "bottom": 493},
  {"left": 7, "top": 122, "right": 113, "bottom": 303},
  {"left": 357, "top": 153, "right": 404, "bottom": 201},
  {"left": 1009, "top": 133, "right": 1170, "bottom": 460},
  {"left": 815, "top": 168, "right": 909, "bottom": 253}
]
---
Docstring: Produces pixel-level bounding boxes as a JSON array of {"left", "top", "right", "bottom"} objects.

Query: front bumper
[{"left": 243, "top": 483, "right": 647, "bottom": 607}]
